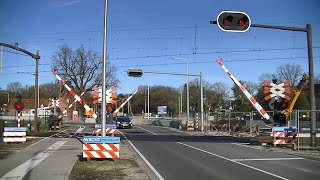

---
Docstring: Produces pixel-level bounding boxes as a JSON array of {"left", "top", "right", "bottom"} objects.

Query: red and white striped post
[{"left": 17, "top": 112, "right": 21, "bottom": 127}]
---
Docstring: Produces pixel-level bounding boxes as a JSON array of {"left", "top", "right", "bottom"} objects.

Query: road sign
[
  {"left": 94, "top": 124, "right": 117, "bottom": 129},
  {"left": 83, "top": 136, "right": 120, "bottom": 144},
  {"left": 157, "top": 106, "right": 167, "bottom": 115},
  {"left": 4, "top": 127, "right": 27, "bottom": 132}
]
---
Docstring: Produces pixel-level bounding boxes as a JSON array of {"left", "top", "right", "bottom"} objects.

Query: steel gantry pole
[
  {"left": 0, "top": 42, "right": 40, "bottom": 131},
  {"left": 210, "top": 20, "right": 316, "bottom": 147},
  {"left": 101, "top": 0, "right": 108, "bottom": 137},
  {"left": 141, "top": 70, "right": 204, "bottom": 131},
  {"left": 200, "top": 72, "right": 204, "bottom": 131},
  {"left": 171, "top": 57, "right": 190, "bottom": 127}
]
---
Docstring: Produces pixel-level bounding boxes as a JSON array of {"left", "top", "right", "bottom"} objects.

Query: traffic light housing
[
  {"left": 217, "top": 11, "right": 251, "bottom": 32},
  {"left": 273, "top": 113, "right": 286, "bottom": 125},
  {"left": 14, "top": 99, "right": 24, "bottom": 112},
  {"left": 127, "top": 68, "right": 143, "bottom": 77},
  {"left": 106, "top": 87, "right": 117, "bottom": 104},
  {"left": 106, "top": 103, "right": 113, "bottom": 113},
  {"left": 273, "top": 99, "right": 289, "bottom": 125}
]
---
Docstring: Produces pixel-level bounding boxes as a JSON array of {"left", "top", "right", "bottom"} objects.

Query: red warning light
[
  {"left": 238, "top": 19, "right": 245, "bottom": 26},
  {"left": 223, "top": 16, "right": 233, "bottom": 25}
]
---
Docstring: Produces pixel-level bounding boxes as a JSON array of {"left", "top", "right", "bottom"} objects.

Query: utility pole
[{"left": 0, "top": 42, "right": 40, "bottom": 131}]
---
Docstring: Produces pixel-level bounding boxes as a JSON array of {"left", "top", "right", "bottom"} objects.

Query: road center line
[
  {"left": 232, "top": 157, "right": 305, "bottom": 162},
  {"left": 137, "top": 126, "right": 158, "bottom": 135},
  {"left": 0, "top": 141, "right": 67, "bottom": 180},
  {"left": 177, "top": 142, "right": 290, "bottom": 180}
]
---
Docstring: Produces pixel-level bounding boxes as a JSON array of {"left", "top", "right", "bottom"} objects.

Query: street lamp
[{"left": 171, "top": 57, "right": 190, "bottom": 127}]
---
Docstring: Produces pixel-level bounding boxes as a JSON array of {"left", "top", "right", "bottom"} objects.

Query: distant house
[{"left": 7, "top": 98, "right": 74, "bottom": 120}]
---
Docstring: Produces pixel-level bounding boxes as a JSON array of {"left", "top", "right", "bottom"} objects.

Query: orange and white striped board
[
  {"left": 3, "top": 137, "right": 27, "bottom": 143},
  {"left": 83, "top": 143, "right": 120, "bottom": 151},
  {"left": 3, "top": 127, "right": 27, "bottom": 143},
  {"left": 273, "top": 138, "right": 297, "bottom": 145},
  {"left": 83, "top": 151, "right": 119, "bottom": 159},
  {"left": 271, "top": 131, "right": 297, "bottom": 138},
  {"left": 92, "top": 128, "right": 117, "bottom": 134},
  {"left": 187, "top": 123, "right": 194, "bottom": 131}
]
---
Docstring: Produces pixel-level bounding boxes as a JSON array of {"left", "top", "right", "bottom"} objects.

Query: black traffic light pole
[
  {"left": 210, "top": 21, "right": 316, "bottom": 147},
  {"left": 0, "top": 42, "right": 40, "bottom": 131}
]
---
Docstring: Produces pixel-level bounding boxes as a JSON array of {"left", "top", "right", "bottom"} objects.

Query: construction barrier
[
  {"left": 2, "top": 127, "right": 27, "bottom": 143},
  {"left": 82, "top": 136, "right": 120, "bottom": 159},
  {"left": 187, "top": 123, "right": 194, "bottom": 131},
  {"left": 194, "top": 113, "right": 199, "bottom": 130},
  {"left": 93, "top": 128, "right": 117, "bottom": 135},
  {"left": 93, "top": 124, "right": 117, "bottom": 135},
  {"left": 271, "top": 126, "right": 297, "bottom": 146}
]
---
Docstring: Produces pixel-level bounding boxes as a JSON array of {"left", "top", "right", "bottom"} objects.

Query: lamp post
[{"left": 171, "top": 57, "right": 190, "bottom": 126}]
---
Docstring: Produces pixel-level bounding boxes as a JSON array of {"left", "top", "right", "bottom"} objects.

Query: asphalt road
[{"left": 120, "top": 125, "right": 320, "bottom": 180}]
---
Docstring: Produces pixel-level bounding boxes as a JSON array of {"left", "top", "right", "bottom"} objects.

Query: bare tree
[
  {"left": 51, "top": 44, "right": 119, "bottom": 94},
  {"left": 275, "top": 64, "right": 304, "bottom": 86},
  {"left": 6, "top": 82, "right": 23, "bottom": 95}
]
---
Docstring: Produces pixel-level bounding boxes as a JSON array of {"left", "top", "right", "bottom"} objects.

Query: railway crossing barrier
[
  {"left": 93, "top": 124, "right": 117, "bottom": 136},
  {"left": 2, "top": 127, "right": 27, "bottom": 143},
  {"left": 187, "top": 123, "right": 194, "bottom": 131},
  {"left": 271, "top": 126, "right": 297, "bottom": 148},
  {"left": 82, "top": 136, "right": 120, "bottom": 159},
  {"left": 195, "top": 113, "right": 199, "bottom": 130}
]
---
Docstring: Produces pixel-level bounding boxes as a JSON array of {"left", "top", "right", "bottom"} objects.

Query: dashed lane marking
[
  {"left": 177, "top": 142, "right": 290, "bottom": 180},
  {"left": 137, "top": 126, "right": 158, "bottom": 135}
]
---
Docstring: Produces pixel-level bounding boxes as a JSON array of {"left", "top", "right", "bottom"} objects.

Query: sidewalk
[{"left": 0, "top": 137, "right": 82, "bottom": 180}]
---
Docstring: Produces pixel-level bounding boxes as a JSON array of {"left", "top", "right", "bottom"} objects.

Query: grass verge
[
  {"left": 0, "top": 138, "right": 41, "bottom": 159},
  {"left": 69, "top": 158, "right": 139, "bottom": 180}
]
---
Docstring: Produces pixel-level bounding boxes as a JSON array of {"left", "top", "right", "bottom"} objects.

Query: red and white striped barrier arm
[
  {"left": 216, "top": 58, "right": 271, "bottom": 121},
  {"left": 51, "top": 69, "right": 97, "bottom": 119},
  {"left": 113, "top": 87, "right": 139, "bottom": 114},
  {"left": 58, "top": 91, "right": 86, "bottom": 119}
]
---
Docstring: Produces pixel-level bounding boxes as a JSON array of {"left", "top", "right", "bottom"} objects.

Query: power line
[
  {"left": 115, "top": 56, "right": 320, "bottom": 68},
  {"left": 108, "top": 47, "right": 320, "bottom": 61}
]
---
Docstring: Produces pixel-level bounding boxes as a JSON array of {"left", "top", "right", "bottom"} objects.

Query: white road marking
[
  {"left": 231, "top": 143, "right": 264, "bottom": 150},
  {"left": 117, "top": 129, "right": 164, "bottom": 180},
  {"left": 0, "top": 141, "right": 67, "bottom": 180},
  {"left": 154, "top": 126, "right": 184, "bottom": 133},
  {"left": 128, "top": 140, "right": 164, "bottom": 180},
  {"left": 137, "top": 126, "right": 158, "bottom": 135},
  {"left": 232, "top": 157, "right": 305, "bottom": 162},
  {"left": 177, "top": 142, "right": 290, "bottom": 180}
]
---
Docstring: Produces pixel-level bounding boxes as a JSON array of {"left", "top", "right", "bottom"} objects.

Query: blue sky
[{"left": 0, "top": 0, "right": 319, "bottom": 94}]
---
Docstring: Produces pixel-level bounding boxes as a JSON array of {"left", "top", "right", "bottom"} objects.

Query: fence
[
  {"left": 295, "top": 110, "right": 320, "bottom": 150},
  {"left": 204, "top": 110, "right": 319, "bottom": 138}
]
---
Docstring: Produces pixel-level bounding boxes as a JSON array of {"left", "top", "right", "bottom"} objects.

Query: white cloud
[{"left": 49, "top": 0, "right": 81, "bottom": 8}]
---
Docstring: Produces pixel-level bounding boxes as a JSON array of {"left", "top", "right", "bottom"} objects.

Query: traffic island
[{"left": 70, "top": 140, "right": 151, "bottom": 180}]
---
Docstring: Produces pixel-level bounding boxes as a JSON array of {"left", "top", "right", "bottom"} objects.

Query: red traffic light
[
  {"left": 217, "top": 11, "right": 251, "bottom": 32},
  {"left": 14, "top": 100, "right": 24, "bottom": 111},
  {"left": 223, "top": 16, "right": 233, "bottom": 25},
  {"left": 107, "top": 103, "right": 113, "bottom": 112}
]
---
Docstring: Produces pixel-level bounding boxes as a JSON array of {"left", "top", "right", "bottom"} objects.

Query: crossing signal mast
[{"left": 217, "top": 11, "right": 251, "bottom": 32}]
